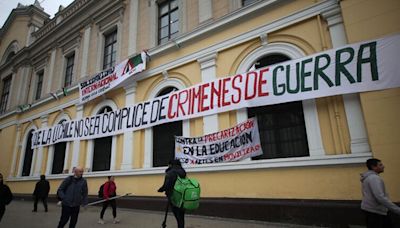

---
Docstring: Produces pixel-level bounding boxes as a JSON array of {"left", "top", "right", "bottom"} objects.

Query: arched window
[
  {"left": 52, "top": 120, "right": 67, "bottom": 174},
  {"left": 22, "top": 130, "right": 35, "bottom": 176},
  {"left": 1, "top": 41, "right": 19, "bottom": 65},
  {"left": 5, "top": 52, "right": 15, "bottom": 62},
  {"left": 248, "top": 54, "right": 309, "bottom": 159},
  {"left": 153, "top": 87, "right": 182, "bottom": 167},
  {"left": 92, "top": 106, "right": 113, "bottom": 171}
]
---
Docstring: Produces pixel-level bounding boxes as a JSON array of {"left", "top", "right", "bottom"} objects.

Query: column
[
  {"left": 63, "top": 142, "right": 71, "bottom": 172},
  {"left": 322, "top": 5, "right": 370, "bottom": 153},
  {"left": 71, "top": 104, "right": 83, "bottom": 171},
  {"left": 197, "top": 53, "right": 219, "bottom": 134},
  {"left": 80, "top": 25, "right": 91, "bottom": 78},
  {"left": 19, "top": 66, "right": 32, "bottom": 105},
  {"left": 128, "top": 0, "right": 139, "bottom": 55},
  {"left": 121, "top": 83, "right": 137, "bottom": 170},
  {"left": 148, "top": 0, "right": 157, "bottom": 47},
  {"left": 198, "top": 0, "right": 212, "bottom": 23},
  {"left": 26, "top": 24, "right": 36, "bottom": 46},
  {"left": 9, "top": 124, "right": 21, "bottom": 177},
  {"left": 46, "top": 49, "right": 57, "bottom": 93},
  {"left": 34, "top": 115, "right": 48, "bottom": 176},
  {"left": 116, "top": 20, "right": 123, "bottom": 63},
  {"left": 45, "top": 146, "right": 54, "bottom": 175}
]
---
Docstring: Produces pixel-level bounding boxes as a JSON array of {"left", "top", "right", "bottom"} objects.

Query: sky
[{"left": 0, "top": 0, "right": 74, "bottom": 28}]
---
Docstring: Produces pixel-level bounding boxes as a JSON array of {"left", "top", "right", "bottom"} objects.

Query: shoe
[
  {"left": 98, "top": 219, "right": 105, "bottom": 224},
  {"left": 32, "top": 210, "right": 37, "bottom": 212},
  {"left": 113, "top": 218, "right": 120, "bottom": 224}
]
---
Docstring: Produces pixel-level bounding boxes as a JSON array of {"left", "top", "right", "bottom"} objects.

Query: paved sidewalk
[{"left": 1, "top": 200, "right": 325, "bottom": 228}]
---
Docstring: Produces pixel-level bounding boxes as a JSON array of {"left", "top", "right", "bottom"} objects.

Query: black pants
[
  {"left": 171, "top": 204, "right": 185, "bottom": 228},
  {"left": 363, "top": 210, "right": 392, "bottom": 228},
  {"left": 33, "top": 196, "right": 48, "bottom": 211},
  {"left": 100, "top": 199, "right": 117, "bottom": 219},
  {"left": 0, "top": 206, "right": 5, "bottom": 222},
  {"left": 57, "top": 205, "right": 80, "bottom": 228}
]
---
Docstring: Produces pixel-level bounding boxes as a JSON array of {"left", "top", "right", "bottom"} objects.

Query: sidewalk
[{"left": 1, "top": 200, "right": 326, "bottom": 228}]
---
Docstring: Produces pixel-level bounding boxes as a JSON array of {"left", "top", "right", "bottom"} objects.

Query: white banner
[
  {"left": 79, "top": 52, "right": 147, "bottom": 104},
  {"left": 175, "top": 118, "right": 262, "bottom": 164},
  {"left": 32, "top": 34, "right": 400, "bottom": 148}
]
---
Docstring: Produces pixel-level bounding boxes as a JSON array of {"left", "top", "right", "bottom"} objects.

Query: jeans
[
  {"left": 0, "top": 206, "right": 5, "bottom": 222},
  {"left": 57, "top": 205, "right": 80, "bottom": 228},
  {"left": 171, "top": 204, "right": 185, "bottom": 228},
  {"left": 363, "top": 210, "right": 392, "bottom": 228},
  {"left": 100, "top": 199, "right": 117, "bottom": 219},
  {"left": 33, "top": 196, "right": 48, "bottom": 211}
]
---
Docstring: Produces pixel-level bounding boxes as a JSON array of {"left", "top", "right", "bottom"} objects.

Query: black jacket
[
  {"left": 0, "top": 182, "right": 13, "bottom": 208},
  {"left": 158, "top": 165, "right": 186, "bottom": 198},
  {"left": 57, "top": 176, "right": 88, "bottom": 207},
  {"left": 33, "top": 180, "right": 50, "bottom": 198}
]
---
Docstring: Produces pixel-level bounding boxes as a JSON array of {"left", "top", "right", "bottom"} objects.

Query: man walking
[
  {"left": 32, "top": 175, "right": 50, "bottom": 212},
  {"left": 57, "top": 166, "right": 88, "bottom": 228},
  {"left": 0, "top": 173, "right": 13, "bottom": 223},
  {"left": 98, "top": 176, "right": 120, "bottom": 224},
  {"left": 158, "top": 159, "right": 187, "bottom": 228},
  {"left": 361, "top": 158, "right": 400, "bottom": 228}
]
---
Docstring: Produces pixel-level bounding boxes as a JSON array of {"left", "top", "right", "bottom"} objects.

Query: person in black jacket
[
  {"left": 32, "top": 174, "right": 50, "bottom": 212},
  {"left": 57, "top": 166, "right": 88, "bottom": 228},
  {"left": 0, "top": 173, "right": 13, "bottom": 223},
  {"left": 158, "top": 159, "right": 187, "bottom": 228}
]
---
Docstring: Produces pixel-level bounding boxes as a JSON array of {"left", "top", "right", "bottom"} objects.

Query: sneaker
[
  {"left": 98, "top": 219, "right": 105, "bottom": 224},
  {"left": 113, "top": 218, "right": 120, "bottom": 224}
]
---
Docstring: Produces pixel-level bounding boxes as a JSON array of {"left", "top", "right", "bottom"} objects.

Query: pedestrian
[
  {"left": 57, "top": 167, "right": 77, "bottom": 207},
  {"left": 98, "top": 176, "right": 120, "bottom": 224},
  {"left": 56, "top": 166, "right": 88, "bottom": 228},
  {"left": 361, "top": 158, "right": 400, "bottom": 228},
  {"left": 0, "top": 173, "right": 13, "bottom": 223},
  {"left": 158, "top": 159, "right": 186, "bottom": 228},
  {"left": 32, "top": 174, "right": 50, "bottom": 212}
]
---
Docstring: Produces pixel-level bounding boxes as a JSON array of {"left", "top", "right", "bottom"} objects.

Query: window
[
  {"left": 0, "top": 76, "right": 11, "bottom": 114},
  {"left": 92, "top": 106, "right": 113, "bottom": 171},
  {"left": 158, "top": 0, "right": 179, "bottom": 45},
  {"left": 242, "top": 0, "right": 258, "bottom": 6},
  {"left": 103, "top": 31, "right": 117, "bottom": 70},
  {"left": 52, "top": 120, "right": 67, "bottom": 174},
  {"left": 153, "top": 87, "right": 182, "bottom": 167},
  {"left": 35, "top": 71, "right": 44, "bottom": 100},
  {"left": 64, "top": 53, "right": 75, "bottom": 87},
  {"left": 248, "top": 54, "right": 309, "bottom": 160},
  {"left": 22, "top": 130, "right": 35, "bottom": 176}
]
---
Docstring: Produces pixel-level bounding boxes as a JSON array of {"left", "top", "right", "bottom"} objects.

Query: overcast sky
[{"left": 0, "top": 0, "right": 74, "bottom": 28}]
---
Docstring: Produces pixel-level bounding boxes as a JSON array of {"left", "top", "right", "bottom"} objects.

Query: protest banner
[
  {"left": 175, "top": 118, "right": 262, "bottom": 164},
  {"left": 32, "top": 34, "right": 400, "bottom": 148},
  {"left": 79, "top": 51, "right": 147, "bottom": 104}
]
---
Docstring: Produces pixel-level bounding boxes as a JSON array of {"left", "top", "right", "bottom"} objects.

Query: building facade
[{"left": 0, "top": 0, "right": 399, "bottom": 226}]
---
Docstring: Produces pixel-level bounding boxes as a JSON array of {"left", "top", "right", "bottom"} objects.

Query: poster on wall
[
  {"left": 79, "top": 51, "right": 147, "bottom": 104},
  {"left": 31, "top": 34, "right": 400, "bottom": 148},
  {"left": 175, "top": 118, "right": 263, "bottom": 165}
]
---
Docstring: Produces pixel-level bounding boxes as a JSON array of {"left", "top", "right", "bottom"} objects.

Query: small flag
[
  {"left": 18, "top": 104, "right": 31, "bottom": 112},
  {"left": 62, "top": 87, "right": 68, "bottom": 96},
  {"left": 50, "top": 92, "right": 58, "bottom": 100}
]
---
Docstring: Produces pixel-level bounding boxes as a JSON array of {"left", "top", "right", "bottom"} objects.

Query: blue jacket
[{"left": 57, "top": 176, "right": 88, "bottom": 207}]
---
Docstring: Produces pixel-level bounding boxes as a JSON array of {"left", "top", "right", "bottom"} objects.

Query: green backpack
[{"left": 170, "top": 176, "right": 201, "bottom": 211}]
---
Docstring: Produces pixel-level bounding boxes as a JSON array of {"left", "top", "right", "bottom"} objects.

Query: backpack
[
  {"left": 170, "top": 176, "right": 200, "bottom": 211},
  {"left": 98, "top": 184, "right": 105, "bottom": 198}
]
